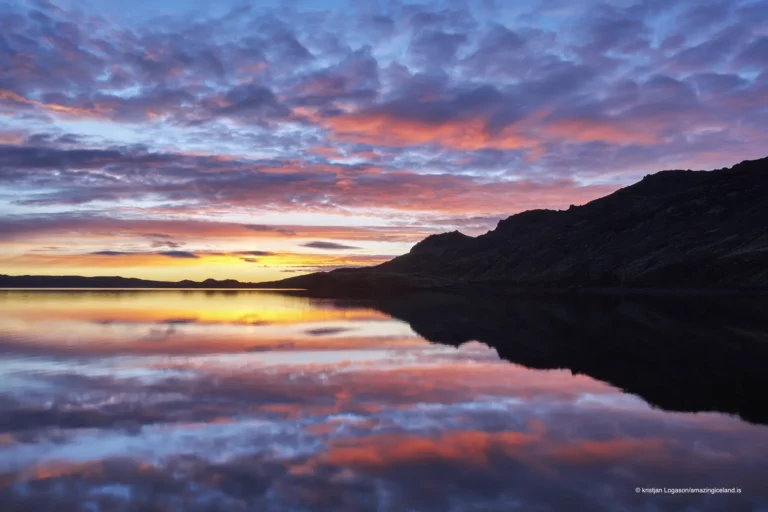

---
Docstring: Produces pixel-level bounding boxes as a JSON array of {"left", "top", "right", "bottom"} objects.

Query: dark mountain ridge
[{"left": 271, "top": 156, "right": 768, "bottom": 292}]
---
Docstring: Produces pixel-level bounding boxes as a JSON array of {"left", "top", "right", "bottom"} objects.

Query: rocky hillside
[{"left": 276, "top": 156, "right": 768, "bottom": 291}]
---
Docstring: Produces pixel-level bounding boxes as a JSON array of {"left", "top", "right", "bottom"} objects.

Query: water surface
[{"left": 1, "top": 290, "right": 767, "bottom": 511}]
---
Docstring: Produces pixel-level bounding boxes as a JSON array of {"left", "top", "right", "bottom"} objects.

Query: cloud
[
  {"left": 301, "top": 241, "right": 361, "bottom": 250},
  {"left": 243, "top": 225, "right": 297, "bottom": 236},
  {"left": 151, "top": 239, "right": 183, "bottom": 249},
  {"left": 209, "top": 84, "right": 290, "bottom": 124},
  {"left": 291, "top": 46, "right": 379, "bottom": 108},
  {"left": 90, "top": 250, "right": 199, "bottom": 259},
  {"left": 409, "top": 30, "right": 468, "bottom": 66},
  {"left": 543, "top": 116, "right": 660, "bottom": 145},
  {"left": 323, "top": 109, "right": 538, "bottom": 152},
  {"left": 462, "top": 24, "right": 525, "bottom": 78},
  {"left": 91, "top": 250, "right": 131, "bottom": 256},
  {"left": 158, "top": 250, "right": 199, "bottom": 259},
  {"left": 304, "top": 327, "right": 353, "bottom": 336},
  {"left": 237, "top": 251, "right": 275, "bottom": 256},
  {"left": 736, "top": 36, "right": 768, "bottom": 70},
  {"left": 0, "top": 215, "right": 427, "bottom": 243}
]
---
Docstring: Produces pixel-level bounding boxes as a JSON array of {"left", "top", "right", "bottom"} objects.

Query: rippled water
[{"left": 1, "top": 290, "right": 767, "bottom": 511}]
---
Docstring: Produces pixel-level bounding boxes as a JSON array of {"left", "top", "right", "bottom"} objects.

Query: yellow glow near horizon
[
  {"left": 0, "top": 290, "right": 421, "bottom": 355},
  {"left": 0, "top": 290, "right": 390, "bottom": 324},
  {"left": 0, "top": 251, "right": 394, "bottom": 282}
]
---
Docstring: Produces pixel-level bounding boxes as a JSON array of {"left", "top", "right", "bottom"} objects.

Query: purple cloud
[
  {"left": 301, "top": 241, "right": 361, "bottom": 250},
  {"left": 158, "top": 250, "right": 199, "bottom": 259},
  {"left": 91, "top": 250, "right": 199, "bottom": 259}
]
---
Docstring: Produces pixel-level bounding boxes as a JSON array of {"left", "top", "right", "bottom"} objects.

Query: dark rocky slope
[{"left": 273, "top": 156, "right": 768, "bottom": 292}]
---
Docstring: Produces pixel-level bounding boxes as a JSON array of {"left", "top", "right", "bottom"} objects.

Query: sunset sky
[{"left": 1, "top": 0, "right": 766, "bottom": 281}]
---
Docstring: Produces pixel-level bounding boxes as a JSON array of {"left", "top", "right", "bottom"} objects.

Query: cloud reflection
[{"left": 1, "top": 291, "right": 767, "bottom": 511}]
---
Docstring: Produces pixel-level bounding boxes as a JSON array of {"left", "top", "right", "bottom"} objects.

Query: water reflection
[
  {"left": 366, "top": 293, "right": 768, "bottom": 425},
  {"left": 1, "top": 290, "right": 767, "bottom": 511},
  {"left": 0, "top": 290, "right": 412, "bottom": 356}
]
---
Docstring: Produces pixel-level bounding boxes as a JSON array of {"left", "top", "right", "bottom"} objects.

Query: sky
[{"left": 1, "top": 0, "right": 766, "bottom": 282}]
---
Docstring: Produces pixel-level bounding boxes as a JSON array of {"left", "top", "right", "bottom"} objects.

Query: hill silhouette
[{"left": 267, "top": 156, "right": 768, "bottom": 293}]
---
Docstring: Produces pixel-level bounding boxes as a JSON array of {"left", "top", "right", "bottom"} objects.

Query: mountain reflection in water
[{"left": 0, "top": 290, "right": 767, "bottom": 511}]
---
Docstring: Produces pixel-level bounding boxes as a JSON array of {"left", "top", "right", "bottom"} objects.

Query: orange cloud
[
  {"left": 0, "top": 89, "right": 113, "bottom": 119},
  {"left": 15, "top": 460, "right": 104, "bottom": 484},
  {"left": 308, "top": 421, "right": 547, "bottom": 472},
  {"left": 0, "top": 217, "right": 426, "bottom": 243},
  {"left": 547, "top": 438, "right": 668, "bottom": 466},
  {"left": 544, "top": 117, "right": 660, "bottom": 145},
  {"left": 298, "top": 427, "right": 674, "bottom": 480},
  {"left": 325, "top": 112, "right": 538, "bottom": 151},
  {"left": 0, "top": 130, "right": 25, "bottom": 144},
  {"left": 313, "top": 174, "right": 616, "bottom": 215},
  {"left": 318, "top": 362, "right": 612, "bottom": 408}
]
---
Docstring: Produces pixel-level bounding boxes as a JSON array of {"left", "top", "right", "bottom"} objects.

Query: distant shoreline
[
  {"left": 2, "top": 275, "right": 767, "bottom": 297},
  {"left": 0, "top": 287, "right": 305, "bottom": 291},
  {"left": 0, "top": 274, "right": 271, "bottom": 290}
]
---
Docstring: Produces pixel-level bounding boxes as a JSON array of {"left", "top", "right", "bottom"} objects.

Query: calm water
[{"left": 1, "top": 290, "right": 767, "bottom": 511}]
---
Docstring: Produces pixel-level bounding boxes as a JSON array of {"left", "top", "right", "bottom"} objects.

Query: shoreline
[{"left": 2, "top": 283, "right": 767, "bottom": 297}]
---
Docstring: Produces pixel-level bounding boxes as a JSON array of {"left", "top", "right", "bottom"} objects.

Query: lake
[{"left": 1, "top": 290, "right": 767, "bottom": 511}]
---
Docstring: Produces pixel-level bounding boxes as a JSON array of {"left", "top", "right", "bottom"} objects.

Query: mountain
[
  {"left": 361, "top": 292, "right": 768, "bottom": 424},
  {"left": 268, "top": 156, "right": 768, "bottom": 292}
]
